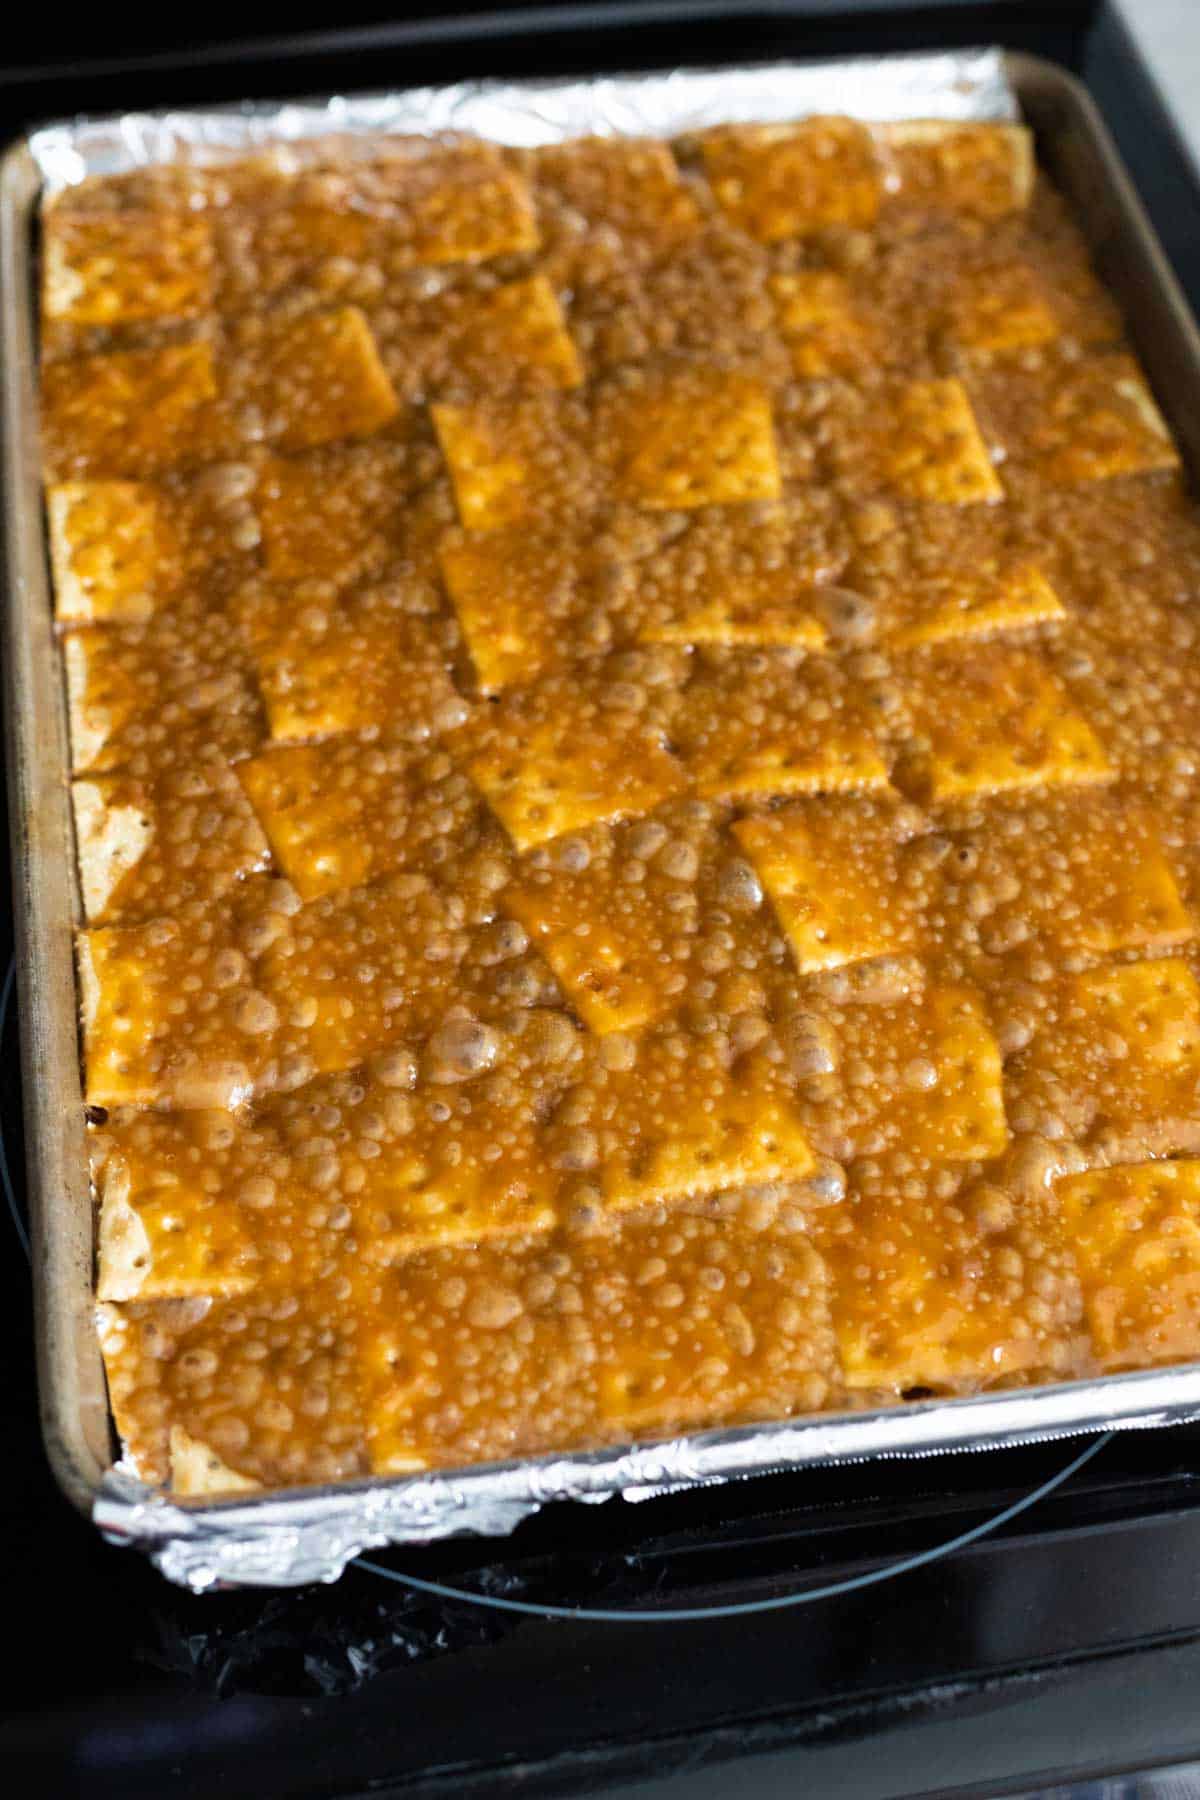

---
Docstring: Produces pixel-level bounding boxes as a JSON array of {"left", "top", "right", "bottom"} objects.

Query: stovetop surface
[{"left": 6, "top": 5, "right": 1200, "bottom": 1796}]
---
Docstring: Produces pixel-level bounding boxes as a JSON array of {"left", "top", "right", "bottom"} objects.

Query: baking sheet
[{"left": 10, "top": 45, "right": 1200, "bottom": 1592}]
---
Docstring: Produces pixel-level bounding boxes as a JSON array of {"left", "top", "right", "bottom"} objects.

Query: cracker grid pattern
[{"left": 42, "top": 111, "right": 1200, "bottom": 1493}]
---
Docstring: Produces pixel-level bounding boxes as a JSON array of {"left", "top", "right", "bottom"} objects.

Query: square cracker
[
  {"left": 938, "top": 795, "right": 1194, "bottom": 962},
  {"left": 41, "top": 340, "right": 219, "bottom": 481},
  {"left": 465, "top": 653, "right": 686, "bottom": 852},
  {"left": 230, "top": 306, "right": 399, "bottom": 455},
  {"left": 770, "top": 271, "right": 880, "bottom": 380},
  {"left": 671, "top": 648, "right": 890, "bottom": 803},
  {"left": 886, "top": 561, "right": 1064, "bottom": 650},
  {"left": 235, "top": 736, "right": 486, "bottom": 901},
  {"left": 49, "top": 468, "right": 262, "bottom": 623},
  {"left": 700, "top": 118, "right": 881, "bottom": 241},
  {"left": 93, "top": 1113, "right": 260, "bottom": 1303},
  {"left": 1006, "top": 957, "right": 1200, "bottom": 1162},
  {"left": 971, "top": 351, "right": 1181, "bottom": 486},
  {"left": 236, "top": 581, "right": 466, "bottom": 744},
  {"left": 896, "top": 644, "right": 1112, "bottom": 803},
  {"left": 734, "top": 796, "right": 924, "bottom": 976},
  {"left": 433, "top": 274, "right": 583, "bottom": 393},
  {"left": 598, "top": 364, "right": 781, "bottom": 510},
  {"left": 432, "top": 393, "right": 592, "bottom": 531},
  {"left": 62, "top": 628, "right": 152, "bottom": 775},
  {"left": 376, "top": 143, "right": 539, "bottom": 269},
  {"left": 503, "top": 800, "right": 723, "bottom": 1034},
  {"left": 77, "top": 879, "right": 303, "bottom": 1109},
  {"left": 432, "top": 401, "right": 531, "bottom": 532},
  {"left": 1058, "top": 1159, "right": 1200, "bottom": 1369},
  {"left": 1071, "top": 956, "right": 1200, "bottom": 1065},
  {"left": 826, "top": 1190, "right": 1077, "bottom": 1394},
  {"left": 882, "top": 121, "right": 1035, "bottom": 220},
  {"left": 552, "top": 1029, "right": 814, "bottom": 1216},
  {"left": 587, "top": 1211, "right": 837, "bottom": 1434},
  {"left": 217, "top": 202, "right": 376, "bottom": 312},
  {"left": 1037, "top": 358, "right": 1180, "bottom": 485},
  {"left": 565, "top": 220, "right": 787, "bottom": 384},
  {"left": 631, "top": 498, "right": 842, "bottom": 648},
  {"left": 282, "top": 1032, "right": 572, "bottom": 1264},
  {"left": 72, "top": 756, "right": 270, "bottom": 926},
  {"left": 804, "top": 983, "right": 1009, "bottom": 1165},
  {"left": 531, "top": 138, "right": 700, "bottom": 260},
  {"left": 99, "top": 1289, "right": 367, "bottom": 1491},
  {"left": 828, "top": 377, "right": 1003, "bottom": 507},
  {"left": 62, "top": 614, "right": 265, "bottom": 777},
  {"left": 438, "top": 525, "right": 607, "bottom": 694},
  {"left": 47, "top": 481, "right": 181, "bottom": 624},
  {"left": 363, "top": 1235, "right": 596, "bottom": 1473},
  {"left": 254, "top": 443, "right": 415, "bottom": 587},
  {"left": 845, "top": 505, "right": 1065, "bottom": 648},
  {"left": 43, "top": 209, "right": 214, "bottom": 327},
  {"left": 940, "top": 260, "right": 1062, "bottom": 356}
]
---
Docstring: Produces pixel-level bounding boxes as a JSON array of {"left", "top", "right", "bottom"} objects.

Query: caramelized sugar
[{"left": 40, "top": 116, "right": 1200, "bottom": 1493}]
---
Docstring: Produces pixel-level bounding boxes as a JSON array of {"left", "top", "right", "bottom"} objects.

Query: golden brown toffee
[{"left": 40, "top": 120, "right": 1200, "bottom": 1496}]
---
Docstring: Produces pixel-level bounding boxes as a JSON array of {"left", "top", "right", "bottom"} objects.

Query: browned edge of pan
[{"left": 0, "top": 138, "right": 106, "bottom": 1511}]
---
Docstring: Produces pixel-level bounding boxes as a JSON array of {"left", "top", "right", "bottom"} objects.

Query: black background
[{"left": 5, "top": 5, "right": 1200, "bottom": 1795}]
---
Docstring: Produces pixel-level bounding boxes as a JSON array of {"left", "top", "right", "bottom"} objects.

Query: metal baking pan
[{"left": 7, "top": 45, "right": 1200, "bottom": 1591}]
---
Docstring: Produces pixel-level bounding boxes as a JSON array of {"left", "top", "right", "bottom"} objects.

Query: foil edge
[
  {"left": 28, "top": 48, "right": 1016, "bottom": 192},
  {"left": 95, "top": 1374, "right": 1200, "bottom": 1591}
]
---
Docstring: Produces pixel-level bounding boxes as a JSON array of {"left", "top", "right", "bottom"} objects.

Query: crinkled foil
[
  {"left": 28, "top": 48, "right": 1015, "bottom": 190},
  {"left": 29, "top": 47, "right": 1199, "bottom": 1592},
  {"left": 94, "top": 1366, "right": 1200, "bottom": 1591}
]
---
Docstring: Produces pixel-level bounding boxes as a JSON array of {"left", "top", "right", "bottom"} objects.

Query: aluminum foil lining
[
  {"left": 27, "top": 44, "right": 1174, "bottom": 1592},
  {"left": 28, "top": 47, "right": 1016, "bottom": 191},
  {"left": 94, "top": 1363, "right": 1200, "bottom": 1592}
]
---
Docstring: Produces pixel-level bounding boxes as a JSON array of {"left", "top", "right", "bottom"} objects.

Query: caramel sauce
[{"left": 41, "top": 120, "right": 1200, "bottom": 1493}]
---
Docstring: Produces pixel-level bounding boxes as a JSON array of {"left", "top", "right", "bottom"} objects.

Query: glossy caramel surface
[{"left": 39, "top": 121, "right": 1200, "bottom": 1494}]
